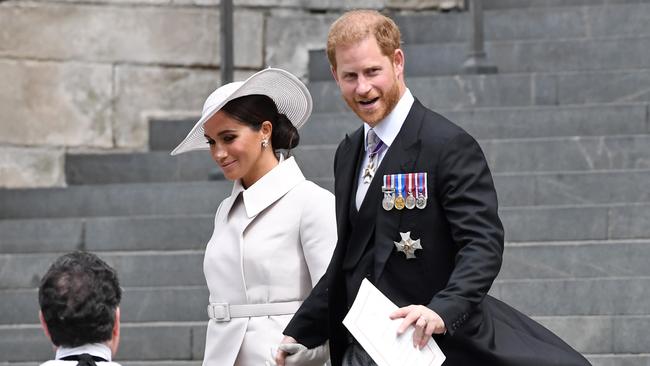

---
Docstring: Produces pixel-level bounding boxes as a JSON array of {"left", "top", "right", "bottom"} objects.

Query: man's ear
[
  {"left": 39, "top": 311, "right": 52, "bottom": 342},
  {"left": 109, "top": 307, "right": 121, "bottom": 356},
  {"left": 330, "top": 66, "right": 340, "bottom": 84},
  {"left": 392, "top": 48, "right": 405, "bottom": 78}
]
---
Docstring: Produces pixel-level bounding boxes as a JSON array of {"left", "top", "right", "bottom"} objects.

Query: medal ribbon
[
  {"left": 418, "top": 172, "right": 427, "bottom": 197},
  {"left": 383, "top": 174, "right": 392, "bottom": 191},
  {"left": 396, "top": 174, "right": 403, "bottom": 197}
]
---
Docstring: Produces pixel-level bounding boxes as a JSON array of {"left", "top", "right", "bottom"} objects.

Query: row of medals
[{"left": 382, "top": 189, "right": 427, "bottom": 211}]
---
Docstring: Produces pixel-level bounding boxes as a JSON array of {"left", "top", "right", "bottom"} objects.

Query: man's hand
[
  {"left": 389, "top": 305, "right": 446, "bottom": 349},
  {"left": 274, "top": 335, "right": 297, "bottom": 366}
]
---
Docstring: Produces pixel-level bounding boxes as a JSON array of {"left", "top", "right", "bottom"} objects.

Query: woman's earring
[{"left": 261, "top": 139, "right": 269, "bottom": 148}]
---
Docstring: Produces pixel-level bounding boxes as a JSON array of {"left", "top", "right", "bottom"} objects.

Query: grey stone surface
[
  {"left": 0, "top": 251, "right": 205, "bottom": 289},
  {"left": 65, "top": 151, "right": 215, "bottom": 184},
  {"left": 86, "top": 215, "right": 213, "bottom": 251},
  {"left": 113, "top": 65, "right": 221, "bottom": 149},
  {"left": 484, "top": 0, "right": 647, "bottom": 10},
  {"left": 499, "top": 240, "right": 650, "bottom": 280},
  {"left": 0, "top": 181, "right": 229, "bottom": 219},
  {"left": 310, "top": 35, "right": 650, "bottom": 80},
  {"left": 609, "top": 204, "right": 650, "bottom": 239},
  {"left": 0, "top": 286, "right": 207, "bottom": 324},
  {"left": 588, "top": 355, "right": 650, "bottom": 366},
  {"left": 482, "top": 135, "right": 650, "bottom": 173},
  {"left": 551, "top": 69, "right": 650, "bottom": 105},
  {"left": 442, "top": 103, "right": 650, "bottom": 140},
  {"left": 0, "top": 147, "right": 65, "bottom": 188},
  {"left": 0, "top": 218, "right": 83, "bottom": 253},
  {"left": 300, "top": 103, "right": 649, "bottom": 145},
  {"left": 0, "top": 289, "right": 39, "bottom": 325},
  {"left": 311, "top": 68, "right": 650, "bottom": 111},
  {"left": 0, "top": 60, "right": 113, "bottom": 148},
  {"left": 290, "top": 135, "right": 650, "bottom": 182},
  {"left": 149, "top": 117, "right": 198, "bottom": 151},
  {"left": 265, "top": 14, "right": 335, "bottom": 80},
  {"left": 492, "top": 277, "right": 650, "bottom": 316},
  {"left": 0, "top": 4, "right": 262, "bottom": 68},
  {"left": 117, "top": 287, "right": 209, "bottom": 322},
  {"left": 537, "top": 315, "right": 650, "bottom": 354},
  {"left": 0, "top": 322, "right": 205, "bottom": 362},
  {"left": 118, "top": 324, "right": 196, "bottom": 360},
  {"left": 0, "top": 325, "right": 50, "bottom": 362},
  {"left": 500, "top": 169, "right": 650, "bottom": 206},
  {"left": 501, "top": 205, "right": 610, "bottom": 242}
]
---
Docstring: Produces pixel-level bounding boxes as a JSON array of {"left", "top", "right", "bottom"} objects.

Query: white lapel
[{"left": 219, "top": 155, "right": 306, "bottom": 221}]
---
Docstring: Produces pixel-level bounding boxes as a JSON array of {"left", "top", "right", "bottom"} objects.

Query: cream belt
[{"left": 207, "top": 301, "right": 302, "bottom": 322}]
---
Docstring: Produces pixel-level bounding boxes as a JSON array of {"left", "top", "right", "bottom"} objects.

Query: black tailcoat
[{"left": 285, "top": 100, "right": 591, "bottom": 366}]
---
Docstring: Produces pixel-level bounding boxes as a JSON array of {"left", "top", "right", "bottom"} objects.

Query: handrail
[
  {"left": 221, "top": 0, "right": 234, "bottom": 84},
  {"left": 462, "top": 0, "right": 498, "bottom": 74}
]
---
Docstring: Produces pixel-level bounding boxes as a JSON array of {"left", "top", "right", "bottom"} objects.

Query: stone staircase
[{"left": 2, "top": 2, "right": 650, "bottom": 365}]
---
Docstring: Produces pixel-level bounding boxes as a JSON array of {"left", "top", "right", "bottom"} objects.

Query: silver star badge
[{"left": 394, "top": 231, "right": 422, "bottom": 259}]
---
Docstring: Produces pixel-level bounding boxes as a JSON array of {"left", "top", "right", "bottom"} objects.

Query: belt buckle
[{"left": 207, "top": 302, "right": 231, "bottom": 322}]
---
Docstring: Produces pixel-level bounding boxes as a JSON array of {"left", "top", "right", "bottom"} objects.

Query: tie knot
[{"left": 367, "top": 129, "right": 380, "bottom": 150}]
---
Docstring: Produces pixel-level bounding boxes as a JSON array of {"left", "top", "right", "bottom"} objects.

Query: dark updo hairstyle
[
  {"left": 221, "top": 94, "right": 300, "bottom": 150},
  {"left": 38, "top": 251, "right": 121, "bottom": 347}
]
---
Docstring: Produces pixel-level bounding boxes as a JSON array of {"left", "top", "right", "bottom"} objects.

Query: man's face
[{"left": 331, "top": 36, "right": 404, "bottom": 126}]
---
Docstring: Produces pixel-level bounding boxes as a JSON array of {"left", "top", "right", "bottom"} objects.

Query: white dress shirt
[
  {"left": 355, "top": 89, "right": 415, "bottom": 209},
  {"left": 40, "top": 343, "right": 120, "bottom": 366}
]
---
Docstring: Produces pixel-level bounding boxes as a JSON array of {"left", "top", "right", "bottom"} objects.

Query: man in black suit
[{"left": 276, "top": 9, "right": 591, "bottom": 366}]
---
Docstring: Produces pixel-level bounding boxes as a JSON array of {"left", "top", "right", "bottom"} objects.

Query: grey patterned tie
[{"left": 362, "top": 129, "right": 384, "bottom": 184}]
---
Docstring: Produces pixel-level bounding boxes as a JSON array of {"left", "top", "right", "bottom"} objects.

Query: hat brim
[{"left": 170, "top": 68, "right": 312, "bottom": 156}]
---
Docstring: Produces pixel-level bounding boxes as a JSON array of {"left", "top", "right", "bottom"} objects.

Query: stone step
[
  {"left": 495, "top": 169, "right": 650, "bottom": 207},
  {"left": 492, "top": 277, "right": 650, "bottom": 317},
  {"left": 1, "top": 166, "right": 649, "bottom": 224},
  {"left": 150, "top": 103, "right": 650, "bottom": 149},
  {"left": 309, "top": 35, "right": 650, "bottom": 80},
  {"left": 66, "top": 132, "right": 650, "bottom": 185},
  {"left": 484, "top": 0, "right": 647, "bottom": 10},
  {"left": 0, "top": 251, "right": 205, "bottom": 290},
  {"left": 2, "top": 277, "right": 649, "bottom": 326},
  {"left": 587, "top": 354, "right": 650, "bottom": 366},
  {"left": 499, "top": 239, "right": 650, "bottom": 280},
  {"left": 14, "top": 357, "right": 650, "bottom": 366},
  {"left": 3, "top": 239, "right": 649, "bottom": 291},
  {"left": 0, "top": 322, "right": 206, "bottom": 363},
  {"left": 501, "top": 203, "right": 650, "bottom": 242},
  {"left": 65, "top": 150, "right": 216, "bottom": 185},
  {"left": 296, "top": 135, "right": 650, "bottom": 180},
  {"left": 2, "top": 317, "right": 649, "bottom": 362},
  {"left": 148, "top": 117, "right": 197, "bottom": 151},
  {"left": 1, "top": 201, "right": 642, "bottom": 252},
  {"left": 310, "top": 68, "right": 650, "bottom": 113},
  {"left": 394, "top": 3, "right": 650, "bottom": 44},
  {"left": 0, "top": 181, "right": 229, "bottom": 219}
]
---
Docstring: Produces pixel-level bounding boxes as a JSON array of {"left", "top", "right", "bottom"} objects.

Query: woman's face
[{"left": 203, "top": 110, "right": 270, "bottom": 186}]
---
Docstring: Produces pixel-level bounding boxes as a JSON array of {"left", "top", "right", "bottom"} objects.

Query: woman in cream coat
[{"left": 171, "top": 68, "right": 336, "bottom": 366}]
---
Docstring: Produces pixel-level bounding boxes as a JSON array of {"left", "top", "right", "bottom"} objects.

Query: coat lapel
[
  {"left": 341, "top": 100, "right": 425, "bottom": 271},
  {"left": 334, "top": 129, "right": 364, "bottom": 243},
  {"left": 374, "top": 100, "right": 426, "bottom": 278}
]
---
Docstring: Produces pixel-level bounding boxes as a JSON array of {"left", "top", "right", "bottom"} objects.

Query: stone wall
[{"left": 0, "top": 0, "right": 460, "bottom": 188}]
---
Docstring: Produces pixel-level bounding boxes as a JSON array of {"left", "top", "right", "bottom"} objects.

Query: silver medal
[
  {"left": 416, "top": 193, "right": 427, "bottom": 209},
  {"left": 382, "top": 189, "right": 395, "bottom": 211},
  {"left": 405, "top": 192, "right": 416, "bottom": 209}
]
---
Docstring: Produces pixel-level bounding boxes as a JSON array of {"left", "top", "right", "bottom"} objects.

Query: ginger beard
[{"left": 344, "top": 74, "right": 401, "bottom": 125}]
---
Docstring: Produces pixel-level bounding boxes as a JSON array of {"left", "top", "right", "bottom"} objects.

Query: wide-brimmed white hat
[{"left": 170, "top": 68, "right": 312, "bottom": 156}]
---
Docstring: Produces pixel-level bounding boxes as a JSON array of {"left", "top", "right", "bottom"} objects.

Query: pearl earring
[{"left": 261, "top": 139, "right": 269, "bottom": 148}]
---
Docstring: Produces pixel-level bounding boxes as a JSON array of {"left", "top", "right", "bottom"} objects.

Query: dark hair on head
[
  {"left": 221, "top": 94, "right": 300, "bottom": 150},
  {"left": 38, "top": 251, "right": 121, "bottom": 347}
]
